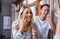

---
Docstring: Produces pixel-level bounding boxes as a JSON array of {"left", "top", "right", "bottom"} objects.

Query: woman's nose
[{"left": 28, "top": 13, "right": 31, "bottom": 17}]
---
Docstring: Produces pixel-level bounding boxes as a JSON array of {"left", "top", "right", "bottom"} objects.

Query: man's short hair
[{"left": 41, "top": 4, "right": 50, "bottom": 9}]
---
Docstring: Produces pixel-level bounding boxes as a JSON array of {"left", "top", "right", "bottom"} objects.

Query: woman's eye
[
  {"left": 26, "top": 11, "right": 32, "bottom": 14},
  {"left": 30, "top": 12, "right": 32, "bottom": 14}
]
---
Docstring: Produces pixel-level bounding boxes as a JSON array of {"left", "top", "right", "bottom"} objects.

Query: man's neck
[{"left": 39, "top": 15, "right": 46, "bottom": 21}]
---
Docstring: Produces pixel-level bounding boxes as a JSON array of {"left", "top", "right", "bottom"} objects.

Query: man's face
[{"left": 40, "top": 6, "right": 49, "bottom": 18}]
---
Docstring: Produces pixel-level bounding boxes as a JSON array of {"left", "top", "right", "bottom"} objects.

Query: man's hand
[{"left": 46, "top": 14, "right": 51, "bottom": 21}]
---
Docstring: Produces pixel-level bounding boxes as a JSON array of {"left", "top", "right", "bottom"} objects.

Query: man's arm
[
  {"left": 46, "top": 15, "right": 56, "bottom": 32},
  {"left": 49, "top": 19, "right": 56, "bottom": 32}
]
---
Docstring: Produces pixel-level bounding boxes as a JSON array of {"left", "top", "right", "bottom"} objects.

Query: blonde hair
[{"left": 13, "top": 6, "right": 34, "bottom": 31}]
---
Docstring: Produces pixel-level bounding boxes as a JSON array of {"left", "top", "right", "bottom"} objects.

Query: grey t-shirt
[
  {"left": 12, "top": 20, "right": 32, "bottom": 39},
  {"left": 14, "top": 30, "right": 32, "bottom": 39}
]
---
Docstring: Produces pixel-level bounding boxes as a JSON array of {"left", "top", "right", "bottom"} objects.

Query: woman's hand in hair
[{"left": 19, "top": 16, "right": 29, "bottom": 32}]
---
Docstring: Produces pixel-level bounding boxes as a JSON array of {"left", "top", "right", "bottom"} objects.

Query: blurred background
[{"left": 0, "top": 0, "right": 59, "bottom": 39}]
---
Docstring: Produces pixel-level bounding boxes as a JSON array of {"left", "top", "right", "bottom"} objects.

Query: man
[
  {"left": 53, "top": 3, "right": 60, "bottom": 39},
  {"left": 34, "top": 4, "right": 56, "bottom": 39}
]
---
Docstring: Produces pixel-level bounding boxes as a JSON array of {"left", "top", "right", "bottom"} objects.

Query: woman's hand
[
  {"left": 32, "top": 26, "right": 36, "bottom": 35},
  {"left": 19, "top": 16, "right": 28, "bottom": 32},
  {"left": 32, "top": 26, "right": 37, "bottom": 39}
]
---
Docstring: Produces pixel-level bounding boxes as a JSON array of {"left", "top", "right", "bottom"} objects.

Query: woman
[{"left": 12, "top": 6, "right": 36, "bottom": 39}]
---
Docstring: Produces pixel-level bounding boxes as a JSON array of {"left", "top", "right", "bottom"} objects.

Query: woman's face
[{"left": 21, "top": 8, "right": 32, "bottom": 22}]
